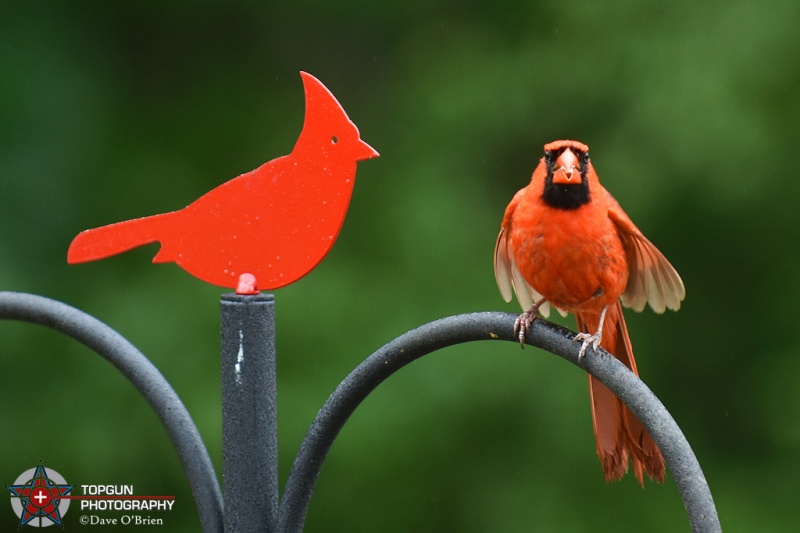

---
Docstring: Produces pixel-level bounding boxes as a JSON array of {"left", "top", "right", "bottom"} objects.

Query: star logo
[{"left": 5, "top": 462, "right": 73, "bottom": 529}]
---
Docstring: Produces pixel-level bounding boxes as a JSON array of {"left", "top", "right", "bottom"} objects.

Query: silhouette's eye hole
[{"left": 331, "top": 136, "right": 338, "bottom": 144}]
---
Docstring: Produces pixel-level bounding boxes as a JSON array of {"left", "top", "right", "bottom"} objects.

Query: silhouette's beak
[{"left": 355, "top": 139, "right": 380, "bottom": 161}]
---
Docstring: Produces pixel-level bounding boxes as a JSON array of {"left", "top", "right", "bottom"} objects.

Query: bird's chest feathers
[{"left": 511, "top": 200, "right": 628, "bottom": 311}]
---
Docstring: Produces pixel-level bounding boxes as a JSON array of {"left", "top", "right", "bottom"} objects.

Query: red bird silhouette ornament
[{"left": 68, "top": 72, "right": 378, "bottom": 294}]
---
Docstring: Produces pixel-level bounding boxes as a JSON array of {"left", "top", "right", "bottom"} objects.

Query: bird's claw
[
  {"left": 513, "top": 312, "right": 535, "bottom": 348},
  {"left": 573, "top": 331, "right": 602, "bottom": 359},
  {"left": 513, "top": 299, "right": 546, "bottom": 349}
]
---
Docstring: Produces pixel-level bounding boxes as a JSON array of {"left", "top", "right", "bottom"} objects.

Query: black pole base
[{"left": 221, "top": 293, "right": 278, "bottom": 532}]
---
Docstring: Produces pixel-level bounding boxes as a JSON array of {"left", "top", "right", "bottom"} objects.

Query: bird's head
[
  {"left": 539, "top": 140, "right": 592, "bottom": 210},
  {"left": 295, "top": 72, "right": 379, "bottom": 163}
]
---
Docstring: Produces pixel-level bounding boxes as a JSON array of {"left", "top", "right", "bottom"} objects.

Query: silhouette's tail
[{"left": 67, "top": 212, "right": 174, "bottom": 264}]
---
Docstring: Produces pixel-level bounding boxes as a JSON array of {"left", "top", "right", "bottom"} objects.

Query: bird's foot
[
  {"left": 573, "top": 331, "right": 602, "bottom": 359},
  {"left": 573, "top": 305, "right": 608, "bottom": 359},
  {"left": 514, "top": 299, "right": 547, "bottom": 349}
]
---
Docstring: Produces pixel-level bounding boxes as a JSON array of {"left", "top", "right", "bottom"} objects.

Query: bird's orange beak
[
  {"left": 551, "top": 148, "right": 581, "bottom": 185},
  {"left": 355, "top": 139, "right": 380, "bottom": 161}
]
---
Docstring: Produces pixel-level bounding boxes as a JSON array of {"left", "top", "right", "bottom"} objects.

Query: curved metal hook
[
  {"left": 0, "top": 292, "right": 223, "bottom": 533},
  {"left": 0, "top": 291, "right": 719, "bottom": 532},
  {"left": 278, "top": 311, "right": 720, "bottom": 533}
]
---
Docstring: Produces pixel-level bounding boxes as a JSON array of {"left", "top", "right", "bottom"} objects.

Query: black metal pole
[{"left": 221, "top": 293, "right": 278, "bottom": 532}]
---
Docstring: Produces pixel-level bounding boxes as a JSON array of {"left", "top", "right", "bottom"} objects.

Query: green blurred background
[{"left": 1, "top": 1, "right": 798, "bottom": 531}]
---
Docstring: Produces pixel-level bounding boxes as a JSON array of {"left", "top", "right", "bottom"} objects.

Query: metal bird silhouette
[{"left": 68, "top": 72, "right": 378, "bottom": 293}]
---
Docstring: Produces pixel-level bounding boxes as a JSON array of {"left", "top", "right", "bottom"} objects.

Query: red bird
[
  {"left": 68, "top": 72, "right": 378, "bottom": 293},
  {"left": 494, "top": 140, "right": 685, "bottom": 485}
]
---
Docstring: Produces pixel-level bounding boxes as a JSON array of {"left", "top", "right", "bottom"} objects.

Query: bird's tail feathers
[
  {"left": 67, "top": 212, "right": 174, "bottom": 265},
  {"left": 578, "top": 301, "right": 665, "bottom": 486}
]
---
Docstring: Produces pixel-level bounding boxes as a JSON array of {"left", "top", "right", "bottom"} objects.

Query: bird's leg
[
  {"left": 514, "top": 298, "right": 547, "bottom": 349},
  {"left": 574, "top": 305, "right": 608, "bottom": 359}
]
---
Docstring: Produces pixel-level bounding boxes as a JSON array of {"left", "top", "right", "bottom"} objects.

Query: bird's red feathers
[{"left": 494, "top": 140, "right": 684, "bottom": 485}]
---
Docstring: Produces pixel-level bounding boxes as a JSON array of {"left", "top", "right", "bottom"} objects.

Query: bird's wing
[
  {"left": 493, "top": 226, "right": 516, "bottom": 304},
  {"left": 606, "top": 190, "right": 685, "bottom": 313},
  {"left": 494, "top": 192, "right": 561, "bottom": 318}
]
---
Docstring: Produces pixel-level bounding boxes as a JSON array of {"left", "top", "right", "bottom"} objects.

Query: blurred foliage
[{"left": 1, "top": 0, "right": 798, "bottom": 531}]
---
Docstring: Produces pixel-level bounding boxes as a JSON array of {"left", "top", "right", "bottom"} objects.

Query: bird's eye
[
  {"left": 581, "top": 151, "right": 590, "bottom": 165},
  {"left": 331, "top": 136, "right": 338, "bottom": 145},
  {"left": 544, "top": 150, "right": 553, "bottom": 163}
]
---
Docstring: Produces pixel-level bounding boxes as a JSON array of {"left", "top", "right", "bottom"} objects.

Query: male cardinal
[
  {"left": 68, "top": 72, "right": 378, "bottom": 293},
  {"left": 494, "top": 140, "right": 685, "bottom": 485}
]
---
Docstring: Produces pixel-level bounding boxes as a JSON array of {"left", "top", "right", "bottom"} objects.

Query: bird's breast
[{"left": 510, "top": 199, "right": 628, "bottom": 313}]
